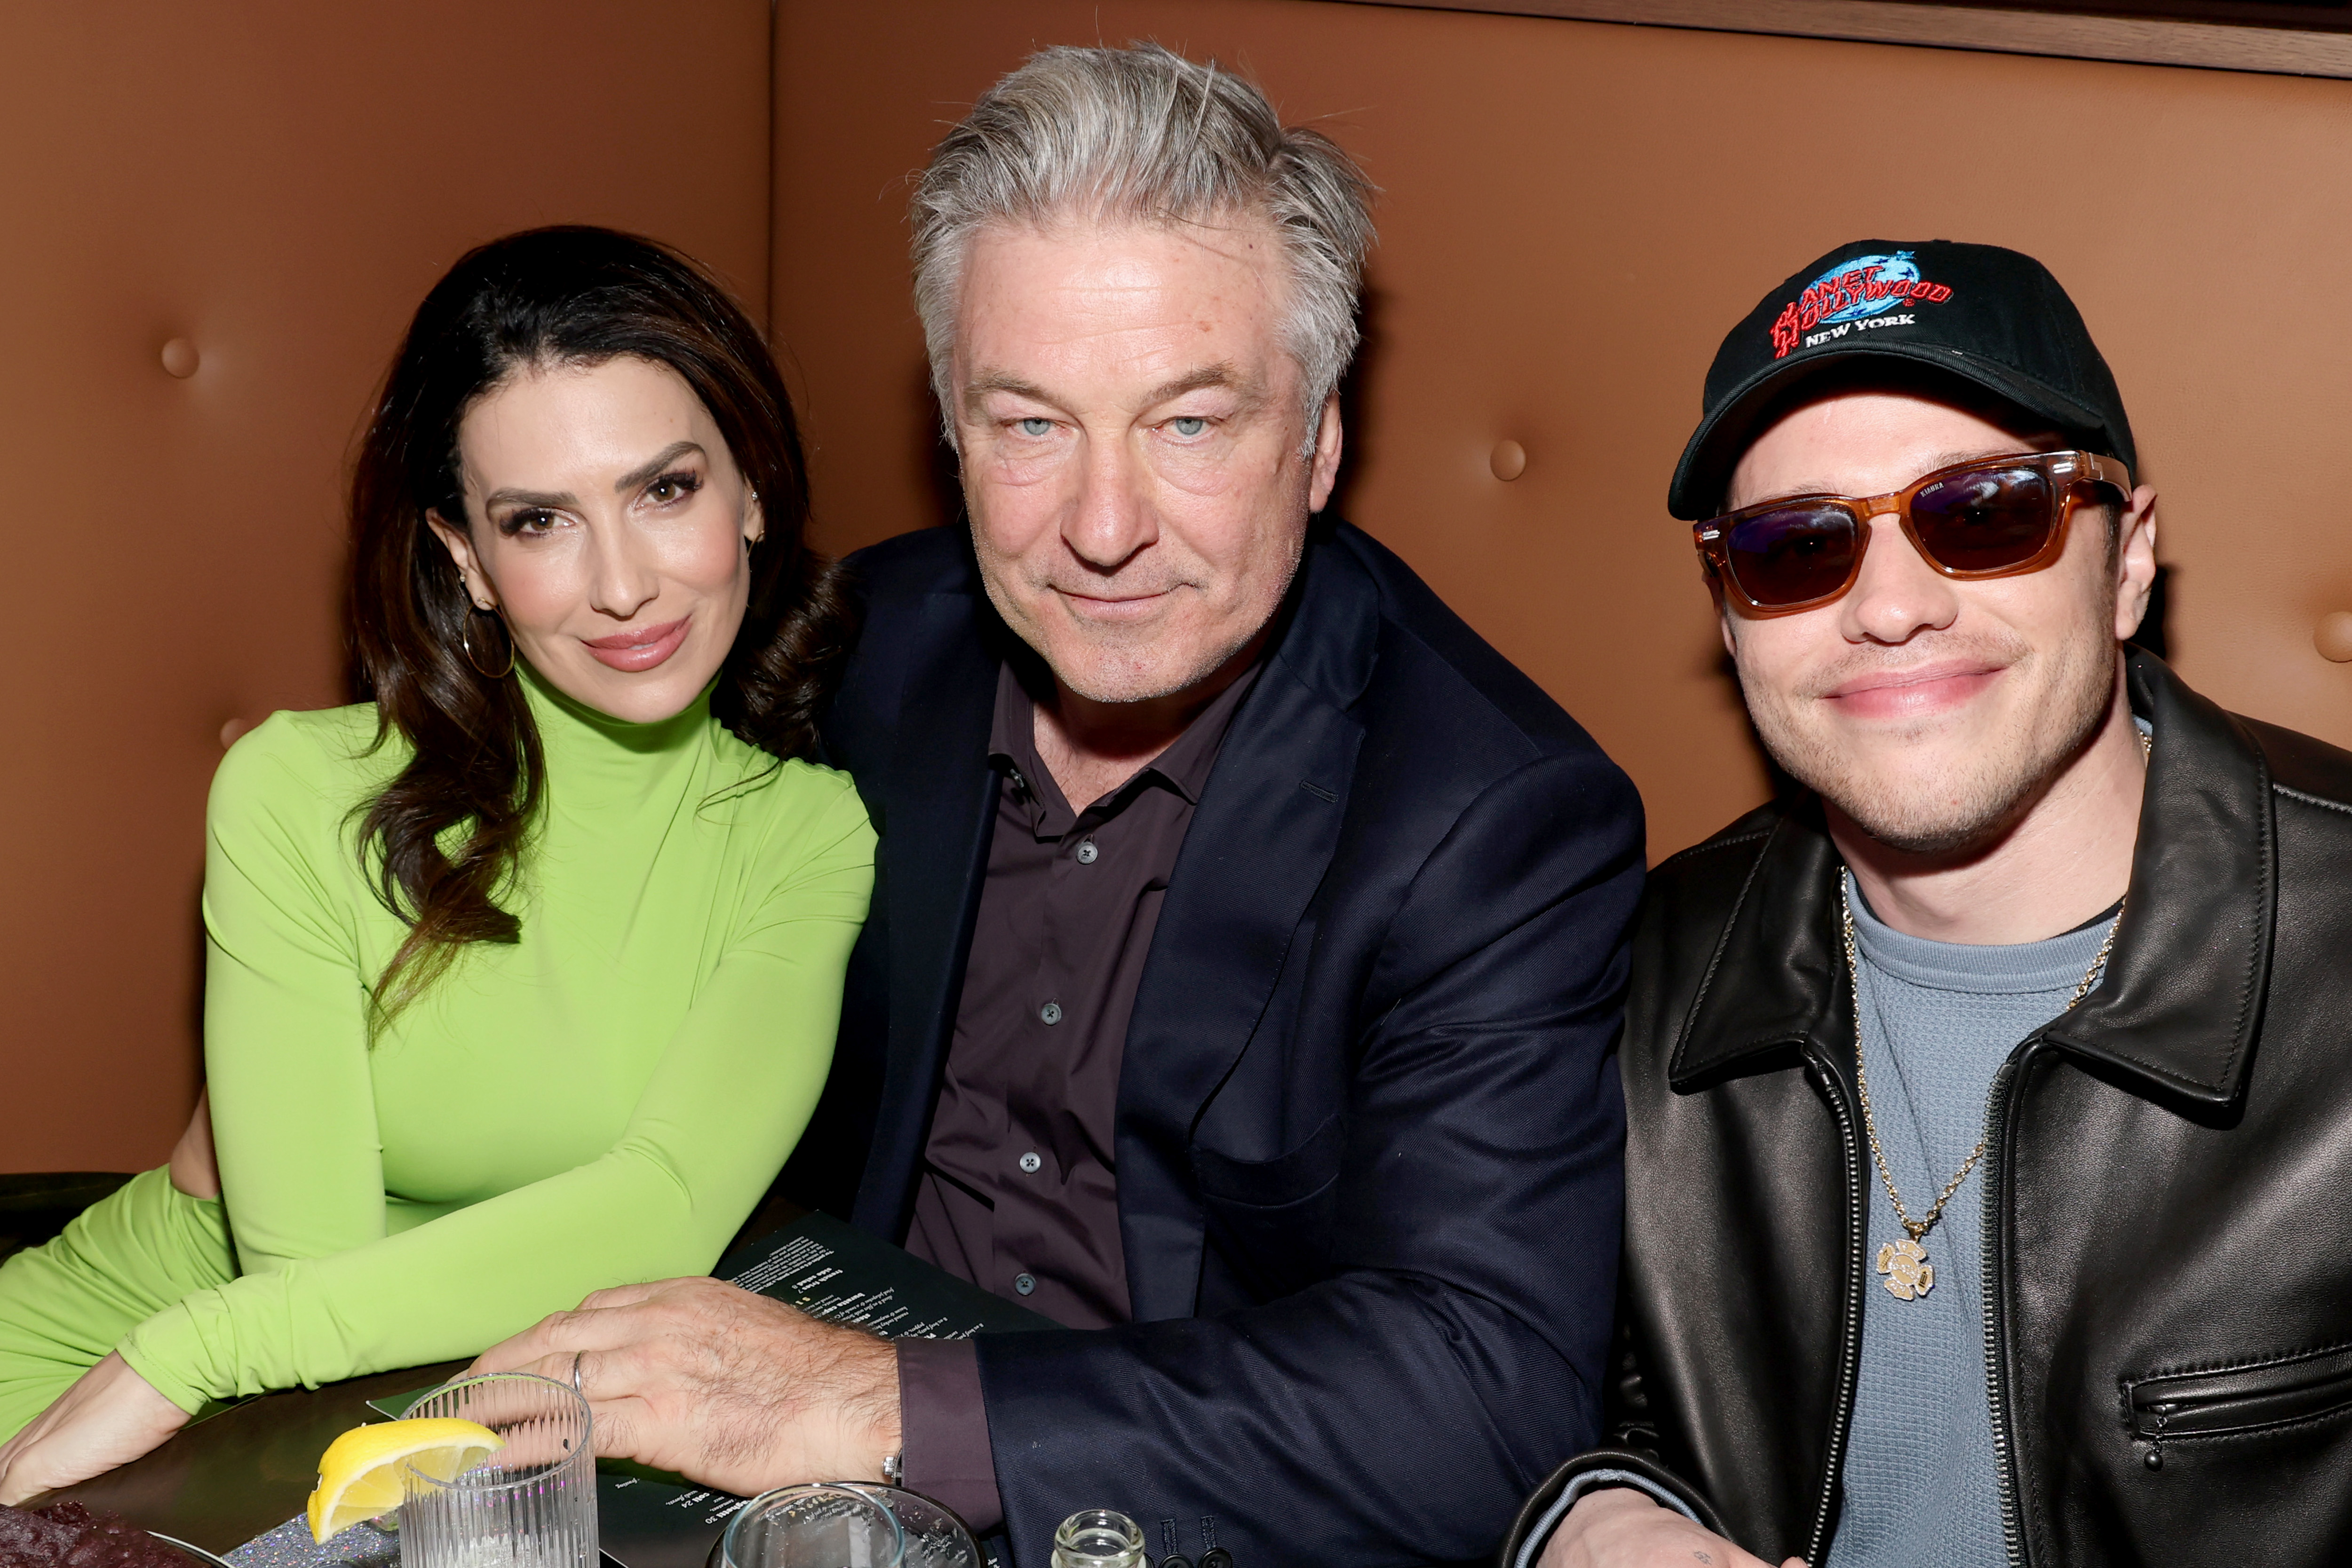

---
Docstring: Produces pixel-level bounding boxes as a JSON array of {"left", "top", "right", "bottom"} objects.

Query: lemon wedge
[{"left": 306, "top": 1417, "right": 504, "bottom": 1543}]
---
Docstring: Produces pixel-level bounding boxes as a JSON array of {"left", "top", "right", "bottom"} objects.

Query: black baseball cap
[{"left": 1667, "top": 239, "right": 2137, "bottom": 520}]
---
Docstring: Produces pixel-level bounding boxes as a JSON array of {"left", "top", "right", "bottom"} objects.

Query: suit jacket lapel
[
  {"left": 851, "top": 587, "right": 1001, "bottom": 1235},
  {"left": 1116, "top": 535, "right": 1378, "bottom": 1321}
]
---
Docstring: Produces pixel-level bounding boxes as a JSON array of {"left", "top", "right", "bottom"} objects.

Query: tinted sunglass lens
[
  {"left": 1910, "top": 466, "right": 2056, "bottom": 571},
  {"left": 1726, "top": 505, "right": 1859, "bottom": 607}
]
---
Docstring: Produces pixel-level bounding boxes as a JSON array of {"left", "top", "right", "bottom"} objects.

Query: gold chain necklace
[{"left": 1841, "top": 728, "right": 2144, "bottom": 1304}]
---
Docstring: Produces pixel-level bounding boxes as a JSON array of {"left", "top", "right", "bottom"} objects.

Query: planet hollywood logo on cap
[{"left": 1768, "top": 250, "right": 1955, "bottom": 360}]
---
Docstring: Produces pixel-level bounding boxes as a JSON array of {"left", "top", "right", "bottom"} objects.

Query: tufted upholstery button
[
  {"left": 1489, "top": 439, "right": 1527, "bottom": 482},
  {"left": 2316, "top": 610, "right": 2352, "bottom": 663},
  {"left": 159, "top": 338, "right": 201, "bottom": 379}
]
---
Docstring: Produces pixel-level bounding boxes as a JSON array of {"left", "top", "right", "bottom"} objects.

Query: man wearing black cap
[{"left": 1506, "top": 240, "right": 2352, "bottom": 1568}]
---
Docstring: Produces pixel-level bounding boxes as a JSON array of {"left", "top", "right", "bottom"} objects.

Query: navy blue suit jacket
[{"left": 784, "top": 519, "right": 1643, "bottom": 1566}]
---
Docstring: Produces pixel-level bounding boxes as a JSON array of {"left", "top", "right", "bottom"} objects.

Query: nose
[
  {"left": 582, "top": 520, "right": 661, "bottom": 621},
  {"left": 1838, "top": 514, "right": 1960, "bottom": 645},
  {"left": 1061, "top": 429, "right": 1158, "bottom": 573}
]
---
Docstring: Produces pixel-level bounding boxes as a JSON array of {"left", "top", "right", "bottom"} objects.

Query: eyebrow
[
  {"left": 961, "top": 371, "right": 1050, "bottom": 412},
  {"left": 961, "top": 364, "right": 1264, "bottom": 414},
  {"left": 480, "top": 440, "right": 706, "bottom": 511},
  {"left": 1141, "top": 364, "right": 1261, "bottom": 408},
  {"left": 1744, "top": 445, "right": 2050, "bottom": 508},
  {"left": 614, "top": 440, "right": 705, "bottom": 495},
  {"left": 1927, "top": 444, "right": 2046, "bottom": 471}
]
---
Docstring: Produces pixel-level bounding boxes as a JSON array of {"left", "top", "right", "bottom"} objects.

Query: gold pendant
[{"left": 1877, "top": 1237, "right": 1933, "bottom": 1300}]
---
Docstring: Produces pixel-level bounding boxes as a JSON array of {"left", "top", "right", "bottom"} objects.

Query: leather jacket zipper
[
  {"left": 1980, "top": 1050, "right": 2031, "bottom": 1567},
  {"left": 1802, "top": 1048, "right": 1870, "bottom": 1568}
]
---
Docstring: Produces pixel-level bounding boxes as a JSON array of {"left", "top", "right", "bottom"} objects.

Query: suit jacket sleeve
[
  {"left": 1492, "top": 1306, "right": 1729, "bottom": 1566},
  {"left": 970, "top": 747, "right": 1645, "bottom": 1566}
]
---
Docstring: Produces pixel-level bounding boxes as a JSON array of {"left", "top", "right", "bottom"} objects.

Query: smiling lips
[
  {"left": 1825, "top": 660, "right": 2004, "bottom": 721},
  {"left": 1056, "top": 586, "right": 1177, "bottom": 622},
  {"left": 582, "top": 617, "right": 690, "bottom": 673}
]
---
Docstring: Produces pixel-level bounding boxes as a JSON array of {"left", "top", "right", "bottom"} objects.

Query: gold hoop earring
[{"left": 460, "top": 610, "right": 515, "bottom": 680}]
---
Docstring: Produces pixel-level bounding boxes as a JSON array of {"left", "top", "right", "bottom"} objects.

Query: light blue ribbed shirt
[{"left": 1824, "top": 875, "right": 2116, "bottom": 1568}]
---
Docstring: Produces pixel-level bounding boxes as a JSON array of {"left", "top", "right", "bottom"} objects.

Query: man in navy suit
[{"left": 479, "top": 43, "right": 1642, "bottom": 1567}]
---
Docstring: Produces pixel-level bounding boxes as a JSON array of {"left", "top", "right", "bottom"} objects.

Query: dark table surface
[
  {"left": 33, "top": 1189, "right": 813, "bottom": 1558},
  {"left": 40, "top": 1358, "right": 468, "bottom": 1555}
]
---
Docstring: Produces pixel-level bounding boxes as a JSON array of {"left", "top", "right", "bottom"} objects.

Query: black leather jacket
[{"left": 1504, "top": 651, "right": 2352, "bottom": 1567}]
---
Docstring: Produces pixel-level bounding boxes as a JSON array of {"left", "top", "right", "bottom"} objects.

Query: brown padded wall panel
[
  {"left": 0, "top": 1, "right": 771, "bottom": 1172},
  {"left": 771, "top": 0, "right": 2352, "bottom": 865}
]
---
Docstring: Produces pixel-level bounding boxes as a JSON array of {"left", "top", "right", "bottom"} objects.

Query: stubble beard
[
  {"left": 1745, "top": 614, "right": 2121, "bottom": 860},
  {"left": 1044, "top": 611, "right": 1262, "bottom": 705},
  {"left": 975, "top": 566, "right": 1246, "bottom": 705}
]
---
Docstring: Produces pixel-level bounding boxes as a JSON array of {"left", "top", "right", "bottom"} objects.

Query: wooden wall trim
[{"left": 1326, "top": 0, "right": 2352, "bottom": 78}]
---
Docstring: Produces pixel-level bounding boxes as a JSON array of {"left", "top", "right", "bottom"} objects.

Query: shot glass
[
  {"left": 397, "top": 1371, "right": 598, "bottom": 1568},
  {"left": 717, "top": 1484, "right": 904, "bottom": 1568},
  {"left": 1050, "top": 1510, "right": 1144, "bottom": 1568}
]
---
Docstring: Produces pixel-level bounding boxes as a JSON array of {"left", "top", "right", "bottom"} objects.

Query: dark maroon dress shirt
[{"left": 897, "top": 655, "right": 1258, "bottom": 1533}]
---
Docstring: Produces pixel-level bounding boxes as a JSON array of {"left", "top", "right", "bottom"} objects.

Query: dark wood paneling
[{"left": 1335, "top": 0, "right": 2352, "bottom": 74}]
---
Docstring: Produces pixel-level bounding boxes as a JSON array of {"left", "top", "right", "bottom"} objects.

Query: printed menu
[{"left": 373, "top": 1210, "right": 1051, "bottom": 1568}]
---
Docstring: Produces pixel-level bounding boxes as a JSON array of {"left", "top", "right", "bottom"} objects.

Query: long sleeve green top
[{"left": 116, "top": 665, "right": 874, "bottom": 1411}]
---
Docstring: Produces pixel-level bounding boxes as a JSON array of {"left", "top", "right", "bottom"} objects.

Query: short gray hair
[{"left": 911, "top": 43, "right": 1376, "bottom": 443}]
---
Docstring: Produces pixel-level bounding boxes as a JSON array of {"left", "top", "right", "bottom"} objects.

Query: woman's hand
[
  {"left": 0, "top": 1353, "right": 190, "bottom": 1504},
  {"left": 1539, "top": 1486, "right": 1804, "bottom": 1568}
]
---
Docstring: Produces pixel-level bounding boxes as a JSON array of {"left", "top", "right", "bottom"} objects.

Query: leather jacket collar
[{"left": 1668, "top": 649, "right": 2276, "bottom": 1109}]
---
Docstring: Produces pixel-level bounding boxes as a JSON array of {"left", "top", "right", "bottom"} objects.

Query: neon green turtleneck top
[{"left": 113, "top": 664, "right": 874, "bottom": 1410}]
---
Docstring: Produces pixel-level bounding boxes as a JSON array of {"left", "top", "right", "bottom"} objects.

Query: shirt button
[
  {"left": 1074, "top": 839, "right": 1099, "bottom": 864},
  {"left": 1014, "top": 1273, "right": 1037, "bottom": 1296},
  {"left": 1039, "top": 1001, "right": 1063, "bottom": 1025},
  {"left": 1019, "top": 1151, "right": 1043, "bottom": 1173}
]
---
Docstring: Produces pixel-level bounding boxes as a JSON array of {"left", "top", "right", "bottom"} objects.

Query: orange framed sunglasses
[{"left": 1692, "top": 450, "right": 2134, "bottom": 615}]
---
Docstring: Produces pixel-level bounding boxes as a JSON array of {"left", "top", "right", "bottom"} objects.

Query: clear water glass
[
  {"left": 719, "top": 1484, "right": 904, "bottom": 1568},
  {"left": 858, "top": 1486, "right": 981, "bottom": 1568},
  {"left": 397, "top": 1371, "right": 598, "bottom": 1568},
  {"left": 1050, "top": 1510, "right": 1144, "bottom": 1568}
]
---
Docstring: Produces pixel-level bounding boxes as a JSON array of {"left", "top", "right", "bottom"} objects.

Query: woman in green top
[{"left": 0, "top": 227, "right": 874, "bottom": 1499}]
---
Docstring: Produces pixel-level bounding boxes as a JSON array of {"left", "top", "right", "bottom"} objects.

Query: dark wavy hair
[{"left": 346, "top": 225, "right": 849, "bottom": 1023}]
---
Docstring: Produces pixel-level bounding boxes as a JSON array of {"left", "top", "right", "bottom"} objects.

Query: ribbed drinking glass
[{"left": 397, "top": 1372, "right": 598, "bottom": 1568}]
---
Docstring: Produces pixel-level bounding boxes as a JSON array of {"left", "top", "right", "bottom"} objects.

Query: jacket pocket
[
  {"left": 1192, "top": 1111, "right": 1344, "bottom": 1207},
  {"left": 1191, "top": 1114, "right": 1344, "bottom": 1301},
  {"left": 2128, "top": 1343, "right": 2352, "bottom": 1441}
]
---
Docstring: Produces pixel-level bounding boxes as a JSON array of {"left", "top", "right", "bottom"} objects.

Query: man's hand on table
[
  {"left": 1539, "top": 1487, "right": 1803, "bottom": 1568},
  {"left": 470, "top": 1276, "right": 900, "bottom": 1497},
  {"left": 0, "top": 1352, "right": 190, "bottom": 1505}
]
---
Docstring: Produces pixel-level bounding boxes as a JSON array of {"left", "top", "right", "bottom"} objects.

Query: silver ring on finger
[{"left": 570, "top": 1350, "right": 585, "bottom": 1396}]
